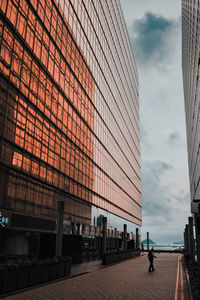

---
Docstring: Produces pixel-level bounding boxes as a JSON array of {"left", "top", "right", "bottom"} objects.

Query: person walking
[{"left": 148, "top": 248, "right": 156, "bottom": 272}]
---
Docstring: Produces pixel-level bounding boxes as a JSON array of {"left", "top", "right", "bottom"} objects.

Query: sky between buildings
[{"left": 120, "top": 0, "right": 191, "bottom": 243}]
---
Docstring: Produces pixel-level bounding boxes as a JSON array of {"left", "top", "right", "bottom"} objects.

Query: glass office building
[
  {"left": 182, "top": 0, "right": 200, "bottom": 203},
  {"left": 182, "top": 0, "right": 200, "bottom": 259},
  {"left": 0, "top": 0, "right": 141, "bottom": 259}
]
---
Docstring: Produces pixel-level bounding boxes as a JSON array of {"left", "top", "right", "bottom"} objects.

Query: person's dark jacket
[{"left": 148, "top": 250, "right": 156, "bottom": 262}]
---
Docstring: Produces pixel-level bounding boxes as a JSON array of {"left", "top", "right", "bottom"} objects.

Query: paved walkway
[{"left": 4, "top": 253, "right": 190, "bottom": 300}]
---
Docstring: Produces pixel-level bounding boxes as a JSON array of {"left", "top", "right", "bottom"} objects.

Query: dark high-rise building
[{"left": 0, "top": 0, "right": 141, "bottom": 260}]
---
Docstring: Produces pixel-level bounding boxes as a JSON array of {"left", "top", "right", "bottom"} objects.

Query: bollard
[
  {"left": 123, "top": 224, "right": 127, "bottom": 252},
  {"left": 102, "top": 217, "right": 107, "bottom": 254},
  {"left": 136, "top": 228, "right": 139, "bottom": 250},
  {"left": 115, "top": 227, "right": 117, "bottom": 248},
  {"left": 147, "top": 232, "right": 149, "bottom": 251}
]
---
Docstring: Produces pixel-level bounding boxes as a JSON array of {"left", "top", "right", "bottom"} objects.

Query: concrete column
[
  {"left": 188, "top": 217, "right": 195, "bottom": 262},
  {"left": 78, "top": 224, "right": 83, "bottom": 235},
  {"left": 123, "top": 224, "right": 127, "bottom": 252},
  {"left": 147, "top": 232, "right": 149, "bottom": 251},
  {"left": 55, "top": 201, "right": 64, "bottom": 258},
  {"left": 195, "top": 214, "right": 200, "bottom": 264},
  {"left": 136, "top": 228, "right": 139, "bottom": 250},
  {"left": 102, "top": 217, "right": 107, "bottom": 254}
]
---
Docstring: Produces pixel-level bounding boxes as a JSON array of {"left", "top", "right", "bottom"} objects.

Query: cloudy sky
[{"left": 120, "top": 0, "right": 191, "bottom": 243}]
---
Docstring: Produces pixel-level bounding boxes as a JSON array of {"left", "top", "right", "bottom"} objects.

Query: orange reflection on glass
[
  {"left": 12, "top": 152, "right": 22, "bottom": 169},
  {"left": 0, "top": 0, "right": 95, "bottom": 208}
]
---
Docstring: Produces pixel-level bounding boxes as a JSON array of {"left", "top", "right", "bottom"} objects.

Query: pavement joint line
[
  {"left": 174, "top": 255, "right": 180, "bottom": 300},
  {"left": 180, "top": 258, "right": 184, "bottom": 300}
]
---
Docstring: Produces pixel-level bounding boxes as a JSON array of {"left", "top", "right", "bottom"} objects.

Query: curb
[{"left": 182, "top": 258, "right": 193, "bottom": 300}]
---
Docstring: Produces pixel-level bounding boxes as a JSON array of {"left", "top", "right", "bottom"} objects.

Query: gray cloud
[
  {"left": 140, "top": 126, "right": 148, "bottom": 142},
  {"left": 140, "top": 125, "right": 152, "bottom": 149},
  {"left": 174, "top": 192, "right": 190, "bottom": 205},
  {"left": 168, "top": 131, "right": 180, "bottom": 145},
  {"left": 129, "top": 12, "right": 179, "bottom": 66},
  {"left": 142, "top": 160, "right": 173, "bottom": 219},
  {"left": 141, "top": 160, "right": 190, "bottom": 243}
]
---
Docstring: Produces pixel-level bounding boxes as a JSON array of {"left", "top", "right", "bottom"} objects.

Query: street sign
[{"left": 0, "top": 209, "right": 11, "bottom": 228}]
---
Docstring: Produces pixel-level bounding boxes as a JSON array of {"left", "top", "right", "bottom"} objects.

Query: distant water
[
  {"left": 143, "top": 244, "right": 184, "bottom": 251},
  {"left": 153, "top": 247, "right": 177, "bottom": 251}
]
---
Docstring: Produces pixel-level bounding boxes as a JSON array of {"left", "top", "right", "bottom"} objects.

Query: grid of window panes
[
  {"left": 182, "top": 0, "right": 200, "bottom": 201},
  {"left": 0, "top": 0, "right": 141, "bottom": 227}
]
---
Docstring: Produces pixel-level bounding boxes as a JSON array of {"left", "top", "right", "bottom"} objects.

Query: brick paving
[{"left": 4, "top": 253, "right": 190, "bottom": 300}]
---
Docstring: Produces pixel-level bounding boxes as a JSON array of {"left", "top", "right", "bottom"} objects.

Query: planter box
[
  {"left": 0, "top": 272, "right": 2, "bottom": 293},
  {"left": 49, "top": 263, "right": 58, "bottom": 281},
  {"left": 57, "top": 262, "right": 65, "bottom": 278},
  {"left": 102, "top": 250, "right": 140, "bottom": 265},
  {"left": 0, "top": 257, "right": 72, "bottom": 295},
  {"left": 1, "top": 270, "right": 17, "bottom": 293},
  {"left": 16, "top": 268, "right": 29, "bottom": 290},
  {"left": 29, "top": 266, "right": 41, "bottom": 286},
  {"left": 65, "top": 261, "right": 72, "bottom": 276},
  {"left": 39, "top": 264, "right": 50, "bottom": 283},
  {"left": 0, "top": 274, "right": 2, "bottom": 292}
]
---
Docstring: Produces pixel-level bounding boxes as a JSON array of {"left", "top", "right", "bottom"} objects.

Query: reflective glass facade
[
  {"left": 182, "top": 0, "right": 200, "bottom": 202},
  {"left": 0, "top": 0, "right": 141, "bottom": 256}
]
